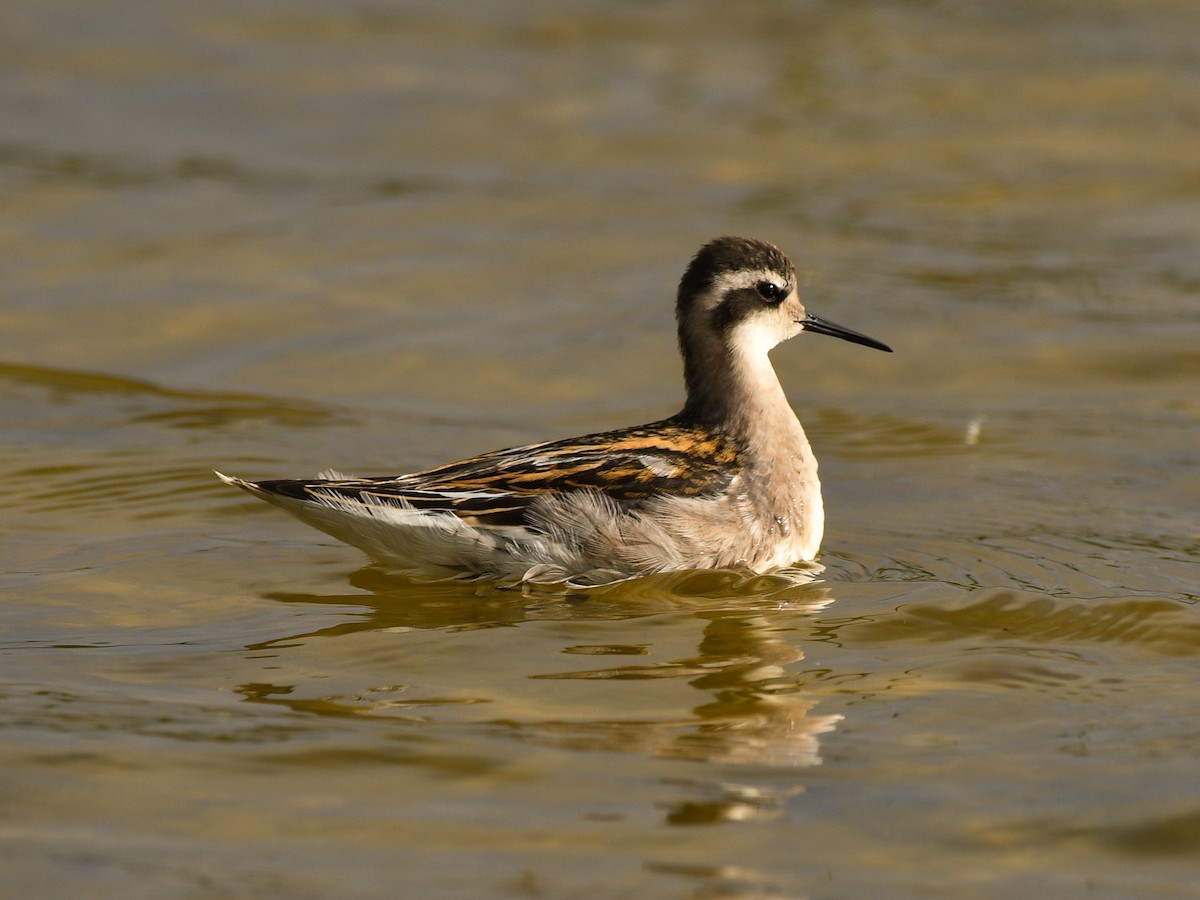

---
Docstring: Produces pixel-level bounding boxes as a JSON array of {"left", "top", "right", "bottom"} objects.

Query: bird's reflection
[{"left": 239, "top": 565, "right": 843, "bottom": 797}]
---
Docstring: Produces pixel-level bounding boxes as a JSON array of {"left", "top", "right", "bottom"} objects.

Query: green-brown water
[{"left": 3, "top": 2, "right": 1198, "bottom": 897}]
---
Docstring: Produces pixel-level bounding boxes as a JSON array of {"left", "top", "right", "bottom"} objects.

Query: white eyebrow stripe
[
  {"left": 693, "top": 268, "right": 790, "bottom": 312},
  {"left": 711, "top": 268, "right": 787, "bottom": 294}
]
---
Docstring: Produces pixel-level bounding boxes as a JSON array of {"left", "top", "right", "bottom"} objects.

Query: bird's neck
[
  {"left": 679, "top": 332, "right": 808, "bottom": 451},
  {"left": 678, "top": 328, "right": 824, "bottom": 560}
]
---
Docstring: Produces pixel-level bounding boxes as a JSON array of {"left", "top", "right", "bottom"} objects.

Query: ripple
[
  {"left": 0, "top": 361, "right": 339, "bottom": 525},
  {"left": 825, "top": 529, "right": 1200, "bottom": 603},
  {"left": 0, "top": 361, "right": 335, "bottom": 431},
  {"left": 813, "top": 408, "right": 985, "bottom": 459},
  {"left": 988, "top": 806, "right": 1200, "bottom": 861},
  {"left": 838, "top": 590, "right": 1200, "bottom": 657}
]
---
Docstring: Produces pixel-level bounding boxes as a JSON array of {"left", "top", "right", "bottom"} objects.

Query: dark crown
[{"left": 676, "top": 236, "right": 795, "bottom": 313}]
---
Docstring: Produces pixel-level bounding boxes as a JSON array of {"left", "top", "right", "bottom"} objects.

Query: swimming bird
[{"left": 218, "top": 236, "right": 891, "bottom": 585}]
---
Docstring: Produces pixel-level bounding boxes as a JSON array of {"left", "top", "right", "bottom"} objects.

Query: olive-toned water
[{"left": 3, "top": 2, "right": 1198, "bottom": 897}]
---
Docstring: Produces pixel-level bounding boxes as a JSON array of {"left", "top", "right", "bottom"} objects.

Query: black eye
[{"left": 756, "top": 281, "right": 785, "bottom": 303}]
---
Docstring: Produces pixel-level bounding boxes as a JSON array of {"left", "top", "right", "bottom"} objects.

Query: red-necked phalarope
[{"left": 218, "top": 236, "right": 891, "bottom": 585}]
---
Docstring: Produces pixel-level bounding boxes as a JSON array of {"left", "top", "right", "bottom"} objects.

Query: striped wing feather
[{"left": 257, "top": 420, "right": 742, "bottom": 528}]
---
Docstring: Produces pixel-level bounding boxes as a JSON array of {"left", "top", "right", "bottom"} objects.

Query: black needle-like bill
[{"left": 801, "top": 313, "right": 892, "bottom": 352}]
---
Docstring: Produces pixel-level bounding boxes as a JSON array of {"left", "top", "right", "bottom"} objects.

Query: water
[{"left": 2, "top": 1, "right": 1198, "bottom": 897}]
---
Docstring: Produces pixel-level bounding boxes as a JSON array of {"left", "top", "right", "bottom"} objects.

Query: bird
[{"left": 218, "top": 236, "right": 891, "bottom": 585}]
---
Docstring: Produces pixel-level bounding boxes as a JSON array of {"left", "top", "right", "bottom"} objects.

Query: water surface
[{"left": 2, "top": 1, "right": 1198, "bottom": 897}]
